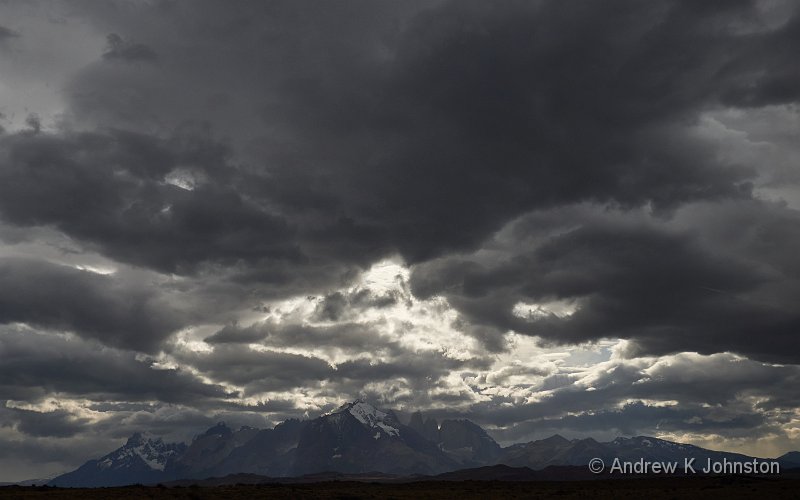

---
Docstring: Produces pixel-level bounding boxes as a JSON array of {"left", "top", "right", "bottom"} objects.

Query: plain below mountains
[{"left": 47, "top": 400, "right": 800, "bottom": 487}]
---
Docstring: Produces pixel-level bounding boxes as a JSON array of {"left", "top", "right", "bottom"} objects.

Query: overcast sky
[{"left": 1, "top": 0, "right": 800, "bottom": 482}]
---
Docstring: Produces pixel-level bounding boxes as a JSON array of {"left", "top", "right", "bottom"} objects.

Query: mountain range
[{"left": 47, "top": 400, "right": 800, "bottom": 487}]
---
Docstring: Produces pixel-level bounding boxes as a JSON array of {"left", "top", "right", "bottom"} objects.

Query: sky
[{"left": 1, "top": 0, "right": 799, "bottom": 482}]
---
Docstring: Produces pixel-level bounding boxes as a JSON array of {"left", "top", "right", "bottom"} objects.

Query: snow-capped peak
[
  {"left": 609, "top": 435, "right": 691, "bottom": 451},
  {"left": 332, "top": 400, "right": 400, "bottom": 437},
  {"left": 99, "top": 433, "right": 185, "bottom": 472}
]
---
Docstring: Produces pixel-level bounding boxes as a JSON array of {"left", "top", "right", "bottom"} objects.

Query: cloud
[
  {"left": 1, "top": 0, "right": 793, "bottom": 297},
  {"left": 203, "top": 324, "right": 269, "bottom": 344},
  {"left": 2, "top": 407, "right": 91, "bottom": 438},
  {"left": 102, "top": 33, "right": 157, "bottom": 62},
  {"left": 311, "top": 288, "right": 400, "bottom": 322},
  {"left": 0, "top": 130, "right": 302, "bottom": 275},
  {"left": 0, "top": 428, "right": 120, "bottom": 482},
  {"left": 410, "top": 200, "right": 800, "bottom": 363},
  {"left": 467, "top": 352, "right": 800, "bottom": 447},
  {"left": 718, "top": 14, "right": 800, "bottom": 108},
  {"left": 176, "top": 344, "right": 333, "bottom": 396},
  {"left": 0, "top": 259, "right": 183, "bottom": 351},
  {"left": 0, "top": 25, "right": 19, "bottom": 43},
  {"left": 34, "top": 0, "right": 779, "bottom": 273},
  {"left": 205, "top": 320, "right": 402, "bottom": 357},
  {"left": 0, "top": 325, "right": 232, "bottom": 403}
]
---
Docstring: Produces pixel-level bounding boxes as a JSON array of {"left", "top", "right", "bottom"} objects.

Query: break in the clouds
[{"left": 1, "top": 0, "right": 799, "bottom": 482}]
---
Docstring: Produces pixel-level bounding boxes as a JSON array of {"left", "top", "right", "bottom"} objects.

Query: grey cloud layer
[
  {"left": 411, "top": 200, "right": 800, "bottom": 362},
  {"left": 0, "top": 258, "right": 181, "bottom": 351},
  {"left": 31, "top": 0, "right": 781, "bottom": 269},
  {"left": 0, "top": 25, "right": 18, "bottom": 42},
  {"left": 0, "top": 130, "right": 298, "bottom": 275},
  {"left": 0, "top": 326, "right": 231, "bottom": 403},
  {"left": 1, "top": 0, "right": 795, "bottom": 353},
  {"left": 471, "top": 352, "right": 800, "bottom": 445}
]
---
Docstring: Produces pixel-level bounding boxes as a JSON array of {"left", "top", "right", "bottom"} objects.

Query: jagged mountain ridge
[
  {"left": 48, "top": 400, "right": 800, "bottom": 487},
  {"left": 49, "top": 433, "right": 187, "bottom": 487},
  {"left": 408, "top": 411, "right": 502, "bottom": 466},
  {"left": 290, "top": 400, "right": 457, "bottom": 476}
]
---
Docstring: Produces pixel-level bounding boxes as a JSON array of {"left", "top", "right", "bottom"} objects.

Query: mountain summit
[
  {"left": 292, "top": 399, "right": 456, "bottom": 475},
  {"left": 49, "top": 432, "right": 186, "bottom": 487},
  {"left": 329, "top": 400, "right": 401, "bottom": 437},
  {"left": 408, "top": 412, "right": 502, "bottom": 466}
]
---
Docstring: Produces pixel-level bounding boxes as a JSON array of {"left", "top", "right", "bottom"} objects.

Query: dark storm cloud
[
  {"left": 311, "top": 289, "right": 400, "bottom": 322},
  {"left": 0, "top": 326, "right": 232, "bottom": 404},
  {"left": 243, "top": 0, "right": 765, "bottom": 263},
  {"left": 0, "top": 25, "right": 19, "bottom": 42},
  {"left": 411, "top": 199, "right": 800, "bottom": 362},
  {"left": 2, "top": 407, "right": 90, "bottom": 438},
  {"left": 40, "top": 0, "right": 786, "bottom": 275},
  {"left": 335, "top": 351, "right": 486, "bottom": 382},
  {"left": 0, "top": 258, "right": 181, "bottom": 351},
  {"left": 719, "top": 14, "right": 800, "bottom": 108},
  {"left": 0, "top": 130, "right": 301, "bottom": 275},
  {"left": 102, "top": 33, "right": 157, "bottom": 62},
  {"left": 0, "top": 0, "right": 791, "bottom": 317},
  {"left": 204, "top": 321, "right": 402, "bottom": 356},
  {"left": 178, "top": 344, "right": 333, "bottom": 395},
  {"left": 203, "top": 323, "right": 269, "bottom": 344}
]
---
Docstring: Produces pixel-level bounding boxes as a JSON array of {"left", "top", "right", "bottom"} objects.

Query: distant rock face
[
  {"left": 49, "top": 433, "right": 186, "bottom": 487},
  {"left": 408, "top": 412, "right": 502, "bottom": 466},
  {"left": 212, "top": 419, "right": 306, "bottom": 477},
  {"left": 166, "top": 423, "right": 260, "bottom": 480},
  {"left": 438, "top": 419, "right": 502, "bottom": 465},
  {"left": 291, "top": 400, "right": 457, "bottom": 476},
  {"left": 408, "top": 411, "right": 440, "bottom": 443}
]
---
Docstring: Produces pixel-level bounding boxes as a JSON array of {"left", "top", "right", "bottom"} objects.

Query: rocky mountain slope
[{"left": 49, "top": 433, "right": 186, "bottom": 487}]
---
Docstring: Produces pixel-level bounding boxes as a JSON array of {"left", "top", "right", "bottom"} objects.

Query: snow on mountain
[
  {"left": 609, "top": 435, "right": 694, "bottom": 453},
  {"left": 102, "top": 433, "right": 182, "bottom": 471},
  {"left": 49, "top": 432, "right": 187, "bottom": 487},
  {"left": 331, "top": 400, "right": 400, "bottom": 437}
]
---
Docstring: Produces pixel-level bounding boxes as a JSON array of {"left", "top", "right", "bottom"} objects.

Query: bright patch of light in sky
[
  {"left": 73, "top": 264, "right": 116, "bottom": 275},
  {"left": 512, "top": 299, "right": 579, "bottom": 319}
]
